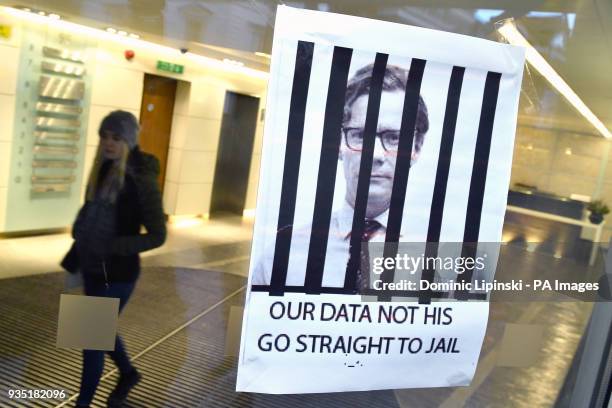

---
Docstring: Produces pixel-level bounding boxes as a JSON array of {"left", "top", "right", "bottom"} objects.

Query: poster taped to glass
[{"left": 237, "top": 6, "right": 525, "bottom": 393}]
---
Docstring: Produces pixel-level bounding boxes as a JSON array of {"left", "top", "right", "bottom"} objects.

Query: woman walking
[{"left": 63, "top": 110, "right": 166, "bottom": 407}]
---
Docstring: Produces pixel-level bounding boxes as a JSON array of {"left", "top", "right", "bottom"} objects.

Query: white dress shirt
[{"left": 252, "top": 203, "right": 389, "bottom": 287}]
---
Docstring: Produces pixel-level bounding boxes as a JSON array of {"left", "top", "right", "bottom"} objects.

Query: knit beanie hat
[{"left": 98, "top": 110, "right": 140, "bottom": 149}]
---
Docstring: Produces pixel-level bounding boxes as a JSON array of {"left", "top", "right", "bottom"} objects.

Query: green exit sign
[{"left": 156, "top": 60, "right": 184, "bottom": 74}]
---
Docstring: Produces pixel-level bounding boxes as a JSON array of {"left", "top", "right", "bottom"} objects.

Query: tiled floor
[
  {"left": 0, "top": 216, "right": 254, "bottom": 280},
  {"left": 0, "top": 216, "right": 598, "bottom": 407}
]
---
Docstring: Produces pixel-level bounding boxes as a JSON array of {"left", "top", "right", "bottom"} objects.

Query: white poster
[{"left": 237, "top": 6, "right": 525, "bottom": 394}]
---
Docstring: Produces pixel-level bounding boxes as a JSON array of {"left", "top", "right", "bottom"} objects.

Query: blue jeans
[{"left": 76, "top": 280, "right": 136, "bottom": 406}]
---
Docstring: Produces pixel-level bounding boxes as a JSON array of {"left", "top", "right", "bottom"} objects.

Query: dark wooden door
[
  {"left": 139, "top": 74, "right": 177, "bottom": 192},
  {"left": 210, "top": 92, "right": 259, "bottom": 217}
]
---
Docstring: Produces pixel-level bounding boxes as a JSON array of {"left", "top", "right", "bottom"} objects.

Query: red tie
[{"left": 357, "top": 219, "right": 383, "bottom": 292}]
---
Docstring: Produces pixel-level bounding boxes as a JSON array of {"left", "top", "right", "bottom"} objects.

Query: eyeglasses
[{"left": 342, "top": 127, "right": 401, "bottom": 153}]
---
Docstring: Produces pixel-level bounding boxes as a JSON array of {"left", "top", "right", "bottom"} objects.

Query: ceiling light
[
  {"left": 498, "top": 21, "right": 612, "bottom": 139},
  {"left": 37, "top": 11, "right": 45, "bottom": 16},
  {"left": 106, "top": 27, "right": 116, "bottom": 33},
  {"left": 117, "top": 30, "right": 127, "bottom": 36},
  {"left": 22, "top": 7, "right": 30, "bottom": 12},
  {"left": 255, "top": 51, "right": 271, "bottom": 59},
  {"left": 129, "top": 33, "right": 140, "bottom": 39},
  {"left": 48, "top": 13, "right": 60, "bottom": 20},
  {"left": 2, "top": 6, "right": 268, "bottom": 80}
]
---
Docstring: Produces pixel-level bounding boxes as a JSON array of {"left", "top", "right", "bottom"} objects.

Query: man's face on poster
[{"left": 340, "top": 90, "right": 421, "bottom": 218}]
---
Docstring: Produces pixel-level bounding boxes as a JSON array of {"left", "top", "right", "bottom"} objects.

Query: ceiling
[{"left": 2, "top": 0, "right": 610, "bottom": 137}]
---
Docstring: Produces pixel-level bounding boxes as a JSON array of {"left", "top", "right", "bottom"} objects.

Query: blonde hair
[{"left": 85, "top": 141, "right": 129, "bottom": 202}]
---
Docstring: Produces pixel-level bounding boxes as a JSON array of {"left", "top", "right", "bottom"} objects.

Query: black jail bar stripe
[
  {"left": 377, "top": 58, "right": 426, "bottom": 301},
  {"left": 418, "top": 66, "right": 465, "bottom": 304},
  {"left": 455, "top": 71, "right": 502, "bottom": 300},
  {"left": 303, "top": 46, "right": 353, "bottom": 294},
  {"left": 344, "top": 53, "right": 389, "bottom": 292},
  {"left": 269, "top": 41, "right": 315, "bottom": 296}
]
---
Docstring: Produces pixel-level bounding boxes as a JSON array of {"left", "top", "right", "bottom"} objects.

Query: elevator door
[
  {"left": 210, "top": 92, "right": 259, "bottom": 217},
  {"left": 139, "top": 74, "right": 177, "bottom": 192}
]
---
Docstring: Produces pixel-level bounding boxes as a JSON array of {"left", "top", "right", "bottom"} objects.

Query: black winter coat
[{"left": 62, "top": 148, "right": 167, "bottom": 283}]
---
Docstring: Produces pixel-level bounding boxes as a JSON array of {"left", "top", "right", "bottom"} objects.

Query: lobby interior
[{"left": 0, "top": 1, "right": 611, "bottom": 407}]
